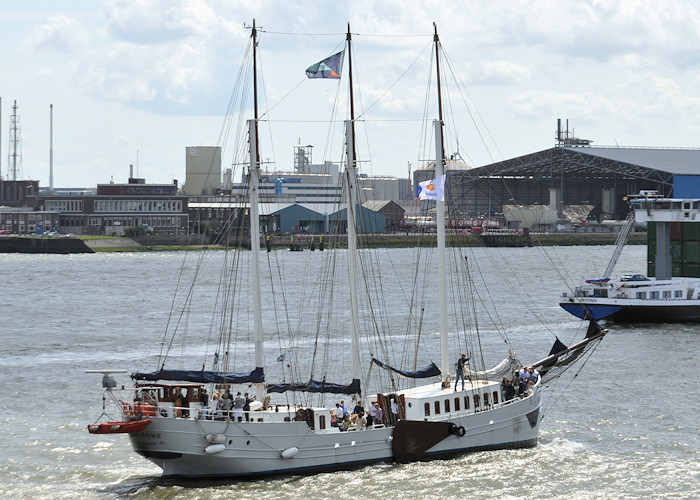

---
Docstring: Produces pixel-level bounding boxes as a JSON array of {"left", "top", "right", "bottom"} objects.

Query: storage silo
[{"left": 185, "top": 146, "right": 221, "bottom": 195}]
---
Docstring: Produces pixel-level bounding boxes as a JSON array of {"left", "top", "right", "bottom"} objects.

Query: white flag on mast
[{"left": 416, "top": 174, "right": 446, "bottom": 201}]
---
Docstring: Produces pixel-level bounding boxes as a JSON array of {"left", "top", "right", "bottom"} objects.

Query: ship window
[
  {"left": 483, "top": 393, "right": 490, "bottom": 407},
  {"left": 424, "top": 403, "right": 430, "bottom": 416},
  {"left": 434, "top": 401, "right": 441, "bottom": 414},
  {"left": 650, "top": 291, "right": 660, "bottom": 299},
  {"left": 319, "top": 415, "right": 326, "bottom": 430},
  {"left": 454, "top": 398, "right": 460, "bottom": 411},
  {"left": 637, "top": 292, "right": 647, "bottom": 299},
  {"left": 473, "top": 394, "right": 480, "bottom": 408},
  {"left": 663, "top": 291, "right": 671, "bottom": 299},
  {"left": 675, "top": 290, "right": 683, "bottom": 298},
  {"left": 444, "top": 399, "right": 450, "bottom": 413},
  {"left": 464, "top": 396, "right": 470, "bottom": 410},
  {"left": 493, "top": 391, "right": 499, "bottom": 404}
]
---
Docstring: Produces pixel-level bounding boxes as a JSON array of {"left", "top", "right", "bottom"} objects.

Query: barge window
[{"left": 424, "top": 403, "right": 430, "bottom": 416}]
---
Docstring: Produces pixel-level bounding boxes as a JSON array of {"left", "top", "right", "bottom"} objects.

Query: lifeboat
[{"left": 87, "top": 419, "right": 152, "bottom": 434}]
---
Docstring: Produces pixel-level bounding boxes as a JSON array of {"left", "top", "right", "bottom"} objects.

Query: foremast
[
  {"left": 433, "top": 23, "right": 450, "bottom": 387},
  {"left": 344, "top": 23, "right": 362, "bottom": 396},
  {"left": 248, "top": 20, "right": 265, "bottom": 401}
]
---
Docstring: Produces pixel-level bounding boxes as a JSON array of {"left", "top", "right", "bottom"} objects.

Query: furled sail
[
  {"left": 371, "top": 358, "right": 441, "bottom": 379},
  {"left": 533, "top": 319, "right": 607, "bottom": 383},
  {"left": 465, "top": 350, "right": 519, "bottom": 381},
  {"left": 266, "top": 378, "right": 361, "bottom": 395},
  {"left": 132, "top": 367, "right": 265, "bottom": 384}
]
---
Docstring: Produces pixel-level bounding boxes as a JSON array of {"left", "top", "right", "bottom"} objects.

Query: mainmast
[
  {"left": 433, "top": 23, "right": 450, "bottom": 386},
  {"left": 248, "top": 19, "right": 265, "bottom": 401},
  {"left": 344, "top": 23, "right": 362, "bottom": 394}
]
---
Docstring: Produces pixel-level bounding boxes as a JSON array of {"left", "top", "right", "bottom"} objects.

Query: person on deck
[
  {"left": 243, "top": 392, "right": 251, "bottom": 421},
  {"left": 232, "top": 391, "right": 245, "bottom": 421},
  {"left": 200, "top": 388, "right": 209, "bottom": 419},
  {"left": 368, "top": 402, "right": 377, "bottom": 427},
  {"left": 374, "top": 402, "right": 384, "bottom": 426},
  {"left": 391, "top": 399, "right": 399, "bottom": 423},
  {"left": 454, "top": 353, "right": 471, "bottom": 391},
  {"left": 527, "top": 366, "right": 539, "bottom": 385},
  {"left": 332, "top": 403, "right": 344, "bottom": 426},
  {"left": 504, "top": 378, "right": 515, "bottom": 401}
]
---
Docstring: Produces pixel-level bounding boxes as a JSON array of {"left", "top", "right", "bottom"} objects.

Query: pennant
[
  {"left": 416, "top": 174, "right": 446, "bottom": 201},
  {"left": 306, "top": 51, "right": 344, "bottom": 79}
]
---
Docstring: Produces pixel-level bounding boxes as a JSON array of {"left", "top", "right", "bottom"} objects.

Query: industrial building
[{"left": 445, "top": 145, "right": 700, "bottom": 223}]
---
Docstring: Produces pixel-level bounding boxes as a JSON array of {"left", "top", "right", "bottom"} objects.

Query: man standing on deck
[{"left": 454, "top": 353, "right": 471, "bottom": 391}]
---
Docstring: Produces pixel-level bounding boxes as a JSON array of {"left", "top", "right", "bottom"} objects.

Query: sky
[{"left": 3, "top": 0, "right": 700, "bottom": 189}]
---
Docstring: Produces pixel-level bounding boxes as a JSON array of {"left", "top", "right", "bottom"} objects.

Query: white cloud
[{"left": 25, "top": 14, "right": 90, "bottom": 53}]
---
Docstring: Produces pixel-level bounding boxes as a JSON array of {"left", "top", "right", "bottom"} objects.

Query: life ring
[{"left": 621, "top": 292, "right": 626, "bottom": 298}]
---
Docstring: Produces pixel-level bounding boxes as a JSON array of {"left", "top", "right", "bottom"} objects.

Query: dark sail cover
[
  {"left": 266, "top": 378, "right": 360, "bottom": 395},
  {"left": 534, "top": 319, "right": 607, "bottom": 383},
  {"left": 133, "top": 367, "right": 264, "bottom": 384},
  {"left": 371, "top": 358, "right": 441, "bottom": 379},
  {"left": 538, "top": 338, "right": 569, "bottom": 375}
]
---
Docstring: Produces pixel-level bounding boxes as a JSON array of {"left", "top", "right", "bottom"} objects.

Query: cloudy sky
[{"left": 3, "top": 0, "right": 700, "bottom": 189}]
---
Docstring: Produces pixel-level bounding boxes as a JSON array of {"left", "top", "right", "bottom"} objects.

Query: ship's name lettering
[{"left": 134, "top": 432, "right": 161, "bottom": 439}]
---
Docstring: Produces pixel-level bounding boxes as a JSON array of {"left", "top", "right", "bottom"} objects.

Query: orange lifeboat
[{"left": 87, "top": 419, "right": 152, "bottom": 434}]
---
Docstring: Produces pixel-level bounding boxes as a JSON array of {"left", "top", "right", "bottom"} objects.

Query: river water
[{"left": 0, "top": 245, "right": 697, "bottom": 499}]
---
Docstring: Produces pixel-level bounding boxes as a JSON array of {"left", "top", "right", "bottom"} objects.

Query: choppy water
[{"left": 0, "top": 245, "right": 698, "bottom": 499}]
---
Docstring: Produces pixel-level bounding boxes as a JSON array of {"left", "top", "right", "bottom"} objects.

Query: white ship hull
[{"left": 129, "top": 391, "right": 541, "bottom": 478}]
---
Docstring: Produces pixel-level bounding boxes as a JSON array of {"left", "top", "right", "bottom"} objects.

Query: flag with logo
[
  {"left": 306, "top": 51, "right": 344, "bottom": 79},
  {"left": 416, "top": 174, "right": 446, "bottom": 201}
]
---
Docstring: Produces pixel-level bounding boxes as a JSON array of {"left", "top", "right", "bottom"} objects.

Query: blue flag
[{"left": 306, "top": 51, "right": 344, "bottom": 79}]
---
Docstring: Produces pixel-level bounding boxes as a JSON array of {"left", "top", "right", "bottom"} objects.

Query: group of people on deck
[
  {"left": 501, "top": 366, "right": 539, "bottom": 401},
  {"left": 330, "top": 399, "right": 388, "bottom": 431},
  {"left": 199, "top": 388, "right": 252, "bottom": 421}
]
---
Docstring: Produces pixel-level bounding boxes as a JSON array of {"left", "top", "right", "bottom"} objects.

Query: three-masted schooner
[{"left": 87, "top": 21, "right": 606, "bottom": 478}]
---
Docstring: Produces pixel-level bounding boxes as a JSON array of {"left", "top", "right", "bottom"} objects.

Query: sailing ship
[
  {"left": 87, "top": 22, "right": 606, "bottom": 478},
  {"left": 560, "top": 191, "right": 700, "bottom": 322}
]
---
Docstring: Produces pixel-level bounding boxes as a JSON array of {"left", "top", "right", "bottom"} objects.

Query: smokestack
[
  {"left": 557, "top": 118, "right": 561, "bottom": 143},
  {"left": 130, "top": 164, "right": 134, "bottom": 179}
]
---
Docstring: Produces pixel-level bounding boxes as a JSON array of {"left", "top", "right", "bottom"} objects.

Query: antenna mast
[{"left": 8, "top": 100, "right": 22, "bottom": 181}]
